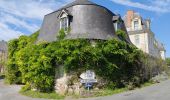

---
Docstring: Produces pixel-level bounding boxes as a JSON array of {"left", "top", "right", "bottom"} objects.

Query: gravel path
[
  {"left": 0, "top": 79, "right": 46, "bottom": 100},
  {"left": 79, "top": 79, "right": 170, "bottom": 100}
]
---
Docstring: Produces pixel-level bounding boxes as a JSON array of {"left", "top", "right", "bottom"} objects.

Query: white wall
[{"left": 129, "top": 32, "right": 149, "bottom": 54}]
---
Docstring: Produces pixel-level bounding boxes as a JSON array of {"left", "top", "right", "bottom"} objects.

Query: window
[
  {"left": 135, "top": 35, "right": 140, "bottom": 45},
  {"left": 60, "top": 17, "right": 68, "bottom": 31},
  {"left": 114, "top": 23, "right": 118, "bottom": 31},
  {"left": 58, "top": 10, "right": 70, "bottom": 31},
  {"left": 134, "top": 21, "right": 139, "bottom": 30},
  {"left": 114, "top": 22, "right": 122, "bottom": 31}
]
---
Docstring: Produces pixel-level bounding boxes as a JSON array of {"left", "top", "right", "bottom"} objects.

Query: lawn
[
  {"left": 20, "top": 90, "right": 64, "bottom": 100},
  {"left": 20, "top": 81, "right": 155, "bottom": 99}
]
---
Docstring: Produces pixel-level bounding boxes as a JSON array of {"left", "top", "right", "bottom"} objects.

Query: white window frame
[
  {"left": 114, "top": 22, "right": 122, "bottom": 31},
  {"left": 60, "top": 17, "right": 69, "bottom": 31},
  {"left": 114, "top": 23, "right": 118, "bottom": 31},
  {"left": 58, "top": 10, "right": 69, "bottom": 32},
  {"left": 134, "top": 20, "right": 139, "bottom": 30}
]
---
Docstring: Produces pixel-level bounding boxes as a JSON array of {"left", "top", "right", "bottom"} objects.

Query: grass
[
  {"left": 91, "top": 88, "right": 128, "bottom": 97},
  {"left": 77, "top": 81, "right": 155, "bottom": 98},
  {"left": 71, "top": 87, "right": 128, "bottom": 99},
  {"left": 19, "top": 81, "right": 155, "bottom": 99},
  {"left": 141, "top": 81, "right": 155, "bottom": 87},
  {"left": 20, "top": 90, "right": 65, "bottom": 100}
]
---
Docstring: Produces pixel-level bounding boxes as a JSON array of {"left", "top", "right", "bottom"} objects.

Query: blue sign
[{"left": 85, "top": 83, "right": 93, "bottom": 89}]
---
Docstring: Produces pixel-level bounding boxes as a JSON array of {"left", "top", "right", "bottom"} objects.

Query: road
[
  {"left": 0, "top": 79, "right": 45, "bottom": 100},
  {"left": 0, "top": 79, "right": 170, "bottom": 100},
  {"left": 81, "top": 79, "right": 170, "bottom": 100}
]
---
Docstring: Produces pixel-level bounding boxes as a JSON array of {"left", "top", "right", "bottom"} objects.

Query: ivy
[
  {"left": 57, "top": 29, "right": 66, "bottom": 40},
  {"left": 116, "top": 29, "right": 127, "bottom": 41},
  {"left": 6, "top": 30, "right": 162, "bottom": 92}
]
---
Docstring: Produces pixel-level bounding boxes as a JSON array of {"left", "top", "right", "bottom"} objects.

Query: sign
[
  {"left": 80, "top": 79, "right": 97, "bottom": 83},
  {"left": 85, "top": 83, "right": 93, "bottom": 88},
  {"left": 80, "top": 70, "right": 95, "bottom": 80},
  {"left": 80, "top": 70, "right": 97, "bottom": 84}
]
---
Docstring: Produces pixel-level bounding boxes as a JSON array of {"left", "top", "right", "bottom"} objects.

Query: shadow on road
[{"left": 0, "top": 75, "right": 5, "bottom": 80}]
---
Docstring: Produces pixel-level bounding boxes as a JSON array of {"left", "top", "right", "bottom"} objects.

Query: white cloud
[
  {"left": 0, "top": 13, "right": 39, "bottom": 33},
  {"left": 0, "top": 0, "right": 72, "bottom": 41},
  {"left": 0, "top": 0, "right": 72, "bottom": 19},
  {"left": 110, "top": 0, "right": 170, "bottom": 13},
  {"left": 0, "top": 22, "right": 24, "bottom": 41},
  {"left": 150, "top": 0, "right": 170, "bottom": 7}
]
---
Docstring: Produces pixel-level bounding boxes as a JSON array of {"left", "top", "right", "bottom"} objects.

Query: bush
[
  {"left": 20, "top": 84, "right": 31, "bottom": 92},
  {"left": 6, "top": 30, "right": 157, "bottom": 92}
]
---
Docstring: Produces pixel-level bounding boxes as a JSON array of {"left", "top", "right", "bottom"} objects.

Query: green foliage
[
  {"left": 6, "top": 39, "right": 22, "bottom": 84},
  {"left": 57, "top": 29, "right": 66, "bottom": 40},
  {"left": 166, "top": 58, "right": 170, "bottom": 66},
  {"left": 20, "top": 84, "right": 31, "bottom": 92},
  {"left": 6, "top": 30, "right": 154, "bottom": 92},
  {"left": 116, "top": 29, "right": 127, "bottom": 40},
  {"left": 6, "top": 31, "right": 40, "bottom": 85}
]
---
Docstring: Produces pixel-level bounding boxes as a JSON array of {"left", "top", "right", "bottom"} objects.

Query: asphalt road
[
  {"left": 0, "top": 79, "right": 45, "bottom": 100},
  {"left": 81, "top": 79, "right": 170, "bottom": 100},
  {"left": 0, "top": 79, "right": 170, "bottom": 100}
]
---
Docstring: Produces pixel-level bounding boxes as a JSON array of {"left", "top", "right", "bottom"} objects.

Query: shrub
[{"left": 6, "top": 30, "right": 162, "bottom": 92}]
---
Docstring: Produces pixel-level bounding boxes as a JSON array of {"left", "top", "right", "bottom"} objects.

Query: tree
[{"left": 166, "top": 58, "right": 170, "bottom": 66}]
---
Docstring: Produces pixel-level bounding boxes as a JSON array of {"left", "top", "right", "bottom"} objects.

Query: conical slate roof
[
  {"left": 47, "top": 0, "right": 115, "bottom": 16},
  {"left": 61, "top": 0, "right": 95, "bottom": 8}
]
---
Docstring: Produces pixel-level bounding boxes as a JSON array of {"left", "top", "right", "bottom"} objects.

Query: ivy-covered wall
[{"left": 5, "top": 30, "right": 165, "bottom": 92}]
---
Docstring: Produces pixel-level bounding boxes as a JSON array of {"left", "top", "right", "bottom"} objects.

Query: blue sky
[{"left": 0, "top": 0, "right": 169, "bottom": 57}]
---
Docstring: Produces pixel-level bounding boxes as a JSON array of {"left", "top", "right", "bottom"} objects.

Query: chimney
[
  {"left": 145, "top": 19, "right": 151, "bottom": 29},
  {"left": 126, "top": 10, "right": 134, "bottom": 28}
]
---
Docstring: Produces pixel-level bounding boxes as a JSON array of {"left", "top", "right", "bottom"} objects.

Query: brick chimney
[{"left": 126, "top": 10, "right": 134, "bottom": 28}]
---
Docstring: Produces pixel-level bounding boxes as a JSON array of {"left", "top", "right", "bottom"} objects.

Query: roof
[
  {"left": 46, "top": 0, "right": 115, "bottom": 16},
  {"left": 60, "top": 0, "right": 95, "bottom": 9},
  {"left": 58, "top": 9, "right": 72, "bottom": 18},
  {"left": 112, "top": 15, "right": 123, "bottom": 22},
  {"left": 112, "top": 16, "right": 119, "bottom": 21},
  {"left": 157, "top": 42, "right": 165, "bottom": 51}
]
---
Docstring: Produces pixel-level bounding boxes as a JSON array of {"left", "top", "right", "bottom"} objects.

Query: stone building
[
  {"left": 0, "top": 40, "right": 8, "bottom": 73},
  {"left": 37, "top": 0, "right": 131, "bottom": 43},
  {"left": 37, "top": 0, "right": 132, "bottom": 95},
  {"left": 124, "top": 10, "right": 166, "bottom": 59}
]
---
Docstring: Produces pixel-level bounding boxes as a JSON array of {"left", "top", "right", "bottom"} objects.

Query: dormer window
[
  {"left": 60, "top": 17, "right": 68, "bottom": 31},
  {"left": 112, "top": 15, "right": 122, "bottom": 31},
  {"left": 58, "top": 9, "right": 70, "bottom": 31},
  {"left": 114, "top": 22, "right": 122, "bottom": 31}
]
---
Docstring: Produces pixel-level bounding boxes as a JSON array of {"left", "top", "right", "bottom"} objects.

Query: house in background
[
  {"left": 0, "top": 40, "right": 8, "bottom": 73},
  {"left": 124, "top": 10, "right": 166, "bottom": 60},
  {"left": 158, "top": 42, "right": 166, "bottom": 60}
]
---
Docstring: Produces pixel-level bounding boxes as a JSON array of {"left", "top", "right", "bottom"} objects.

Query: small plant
[
  {"left": 20, "top": 84, "right": 31, "bottom": 92},
  {"left": 116, "top": 29, "right": 127, "bottom": 40},
  {"left": 57, "top": 29, "right": 66, "bottom": 40}
]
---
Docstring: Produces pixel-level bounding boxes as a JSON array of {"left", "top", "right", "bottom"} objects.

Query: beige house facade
[{"left": 124, "top": 10, "right": 166, "bottom": 60}]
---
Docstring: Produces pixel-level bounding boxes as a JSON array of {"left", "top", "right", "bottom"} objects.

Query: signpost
[
  {"left": 80, "top": 79, "right": 97, "bottom": 83},
  {"left": 80, "top": 70, "right": 97, "bottom": 90}
]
